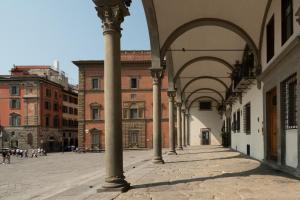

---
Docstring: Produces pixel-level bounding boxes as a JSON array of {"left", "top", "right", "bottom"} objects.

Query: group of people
[{"left": 1, "top": 148, "right": 47, "bottom": 164}]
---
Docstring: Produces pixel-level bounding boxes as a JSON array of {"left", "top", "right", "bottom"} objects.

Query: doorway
[
  {"left": 267, "top": 87, "right": 277, "bottom": 161},
  {"left": 128, "top": 130, "right": 139, "bottom": 148},
  {"left": 201, "top": 129, "right": 210, "bottom": 145}
]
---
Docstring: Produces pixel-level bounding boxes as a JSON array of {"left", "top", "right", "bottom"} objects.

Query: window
[
  {"left": 267, "top": 16, "right": 275, "bottom": 62},
  {"left": 69, "top": 107, "right": 74, "bottom": 114},
  {"left": 244, "top": 103, "right": 251, "bottom": 134},
  {"left": 130, "top": 78, "right": 138, "bottom": 89},
  {"left": 63, "top": 118, "right": 68, "bottom": 127},
  {"left": 199, "top": 101, "right": 212, "bottom": 110},
  {"left": 9, "top": 113, "right": 21, "bottom": 126},
  {"left": 45, "top": 116, "right": 50, "bottom": 127},
  {"left": 282, "top": 0, "right": 293, "bottom": 44},
  {"left": 281, "top": 74, "right": 297, "bottom": 129},
  {"left": 92, "top": 78, "right": 99, "bottom": 89},
  {"left": 130, "top": 108, "right": 138, "bottom": 119},
  {"left": 237, "top": 110, "right": 241, "bottom": 132},
  {"left": 53, "top": 116, "right": 59, "bottom": 128},
  {"left": 26, "top": 87, "right": 33, "bottom": 95},
  {"left": 63, "top": 95, "right": 68, "bottom": 101},
  {"left": 74, "top": 108, "right": 78, "bottom": 115},
  {"left": 233, "top": 112, "right": 237, "bottom": 133},
  {"left": 10, "top": 99, "right": 20, "bottom": 109},
  {"left": 10, "top": 85, "right": 19, "bottom": 96},
  {"left": 62, "top": 106, "right": 68, "bottom": 113},
  {"left": 92, "top": 108, "right": 99, "bottom": 120},
  {"left": 45, "top": 101, "right": 51, "bottom": 110},
  {"left": 54, "top": 92, "right": 58, "bottom": 99},
  {"left": 46, "top": 88, "right": 51, "bottom": 97},
  {"left": 54, "top": 103, "right": 59, "bottom": 111}
]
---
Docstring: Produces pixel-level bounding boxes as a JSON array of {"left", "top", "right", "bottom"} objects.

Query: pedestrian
[{"left": 2, "top": 150, "right": 7, "bottom": 164}]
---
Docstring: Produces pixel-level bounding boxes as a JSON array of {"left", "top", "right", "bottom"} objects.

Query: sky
[{"left": 0, "top": 0, "right": 150, "bottom": 84}]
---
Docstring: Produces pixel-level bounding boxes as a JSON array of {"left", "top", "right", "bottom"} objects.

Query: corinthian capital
[
  {"left": 93, "top": 0, "right": 130, "bottom": 33},
  {"left": 151, "top": 68, "right": 164, "bottom": 85}
]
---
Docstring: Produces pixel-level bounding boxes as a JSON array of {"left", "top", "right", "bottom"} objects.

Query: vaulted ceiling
[{"left": 143, "top": 0, "right": 271, "bottom": 111}]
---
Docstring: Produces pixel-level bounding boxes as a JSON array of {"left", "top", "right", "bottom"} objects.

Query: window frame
[
  {"left": 130, "top": 77, "right": 138, "bottom": 89},
  {"left": 266, "top": 15, "right": 275, "bottom": 62},
  {"left": 244, "top": 103, "right": 251, "bottom": 134},
  {"left": 91, "top": 78, "right": 100, "bottom": 90},
  {"left": 281, "top": 0, "right": 294, "bottom": 45}
]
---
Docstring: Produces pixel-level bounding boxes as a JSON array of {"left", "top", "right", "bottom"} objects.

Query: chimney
[{"left": 53, "top": 60, "right": 60, "bottom": 72}]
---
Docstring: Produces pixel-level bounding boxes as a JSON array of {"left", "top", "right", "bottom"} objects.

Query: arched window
[{"left": 9, "top": 113, "right": 21, "bottom": 127}]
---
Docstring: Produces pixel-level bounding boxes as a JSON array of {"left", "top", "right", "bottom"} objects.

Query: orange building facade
[
  {"left": 74, "top": 51, "right": 169, "bottom": 151},
  {"left": 0, "top": 65, "right": 78, "bottom": 152}
]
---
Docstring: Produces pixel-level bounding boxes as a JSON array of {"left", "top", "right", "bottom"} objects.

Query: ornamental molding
[{"left": 93, "top": 0, "right": 130, "bottom": 33}]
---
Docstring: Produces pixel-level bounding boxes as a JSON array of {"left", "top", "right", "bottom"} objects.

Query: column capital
[
  {"left": 167, "top": 90, "right": 176, "bottom": 99},
  {"left": 176, "top": 102, "right": 182, "bottom": 107},
  {"left": 93, "top": 0, "right": 130, "bottom": 33},
  {"left": 151, "top": 68, "right": 164, "bottom": 85},
  {"left": 296, "top": 7, "right": 300, "bottom": 25}
]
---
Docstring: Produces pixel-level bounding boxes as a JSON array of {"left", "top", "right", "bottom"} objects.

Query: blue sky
[{"left": 0, "top": 0, "right": 150, "bottom": 84}]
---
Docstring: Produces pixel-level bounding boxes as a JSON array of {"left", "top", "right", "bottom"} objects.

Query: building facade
[
  {"left": 74, "top": 51, "right": 169, "bottom": 151},
  {"left": 0, "top": 65, "right": 78, "bottom": 152}
]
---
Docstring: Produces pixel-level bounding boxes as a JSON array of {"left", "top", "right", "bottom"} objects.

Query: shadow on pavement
[{"left": 131, "top": 164, "right": 300, "bottom": 190}]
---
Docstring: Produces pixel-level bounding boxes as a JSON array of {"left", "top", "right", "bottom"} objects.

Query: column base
[
  {"left": 152, "top": 157, "right": 165, "bottom": 164},
  {"left": 176, "top": 146, "right": 183, "bottom": 150},
  {"left": 98, "top": 177, "right": 130, "bottom": 193},
  {"left": 167, "top": 151, "right": 177, "bottom": 155}
]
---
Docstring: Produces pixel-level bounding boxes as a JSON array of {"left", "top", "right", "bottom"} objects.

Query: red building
[
  {"left": 74, "top": 51, "right": 169, "bottom": 151},
  {"left": 0, "top": 65, "right": 78, "bottom": 152}
]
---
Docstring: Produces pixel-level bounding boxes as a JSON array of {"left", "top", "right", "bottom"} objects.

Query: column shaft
[
  {"left": 94, "top": 1, "right": 130, "bottom": 191},
  {"left": 152, "top": 69, "right": 164, "bottom": 164},
  {"left": 182, "top": 111, "right": 186, "bottom": 147},
  {"left": 176, "top": 103, "right": 183, "bottom": 150},
  {"left": 168, "top": 92, "right": 176, "bottom": 155}
]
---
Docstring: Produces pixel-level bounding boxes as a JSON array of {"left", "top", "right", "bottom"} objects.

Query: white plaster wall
[
  {"left": 286, "top": 129, "right": 298, "bottom": 168},
  {"left": 261, "top": 0, "right": 300, "bottom": 72},
  {"left": 230, "top": 83, "right": 264, "bottom": 161},
  {"left": 189, "top": 102, "right": 222, "bottom": 146}
]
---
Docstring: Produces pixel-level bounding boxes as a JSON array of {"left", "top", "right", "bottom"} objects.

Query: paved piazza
[{"left": 1, "top": 146, "right": 300, "bottom": 200}]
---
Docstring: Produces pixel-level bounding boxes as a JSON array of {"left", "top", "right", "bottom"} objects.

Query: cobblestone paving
[
  {"left": 0, "top": 150, "right": 154, "bottom": 200},
  {"left": 2, "top": 146, "right": 300, "bottom": 200},
  {"left": 115, "top": 146, "right": 300, "bottom": 200}
]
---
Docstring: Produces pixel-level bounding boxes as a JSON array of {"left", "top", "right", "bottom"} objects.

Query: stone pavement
[
  {"left": 2, "top": 146, "right": 300, "bottom": 200},
  {"left": 113, "top": 146, "right": 300, "bottom": 200}
]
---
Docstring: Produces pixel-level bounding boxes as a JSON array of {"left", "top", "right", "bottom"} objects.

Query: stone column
[
  {"left": 176, "top": 102, "right": 183, "bottom": 150},
  {"left": 151, "top": 68, "right": 164, "bottom": 164},
  {"left": 182, "top": 109, "right": 186, "bottom": 147},
  {"left": 94, "top": 0, "right": 130, "bottom": 191},
  {"left": 185, "top": 112, "right": 190, "bottom": 146},
  {"left": 297, "top": 66, "right": 300, "bottom": 175},
  {"left": 167, "top": 91, "right": 177, "bottom": 155}
]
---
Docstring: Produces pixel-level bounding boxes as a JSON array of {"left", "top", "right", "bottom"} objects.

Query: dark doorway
[
  {"left": 201, "top": 130, "right": 210, "bottom": 145},
  {"left": 128, "top": 130, "right": 139, "bottom": 148},
  {"left": 267, "top": 87, "right": 277, "bottom": 161}
]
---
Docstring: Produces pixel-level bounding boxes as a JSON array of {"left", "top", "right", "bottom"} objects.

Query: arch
[
  {"left": 142, "top": 0, "right": 162, "bottom": 69},
  {"left": 187, "top": 96, "right": 221, "bottom": 111},
  {"left": 184, "top": 88, "right": 225, "bottom": 103},
  {"left": 174, "top": 56, "right": 234, "bottom": 84},
  {"left": 160, "top": 18, "right": 259, "bottom": 65},
  {"left": 181, "top": 76, "right": 229, "bottom": 97}
]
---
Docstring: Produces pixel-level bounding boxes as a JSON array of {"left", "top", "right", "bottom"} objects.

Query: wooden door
[{"left": 267, "top": 88, "right": 277, "bottom": 160}]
